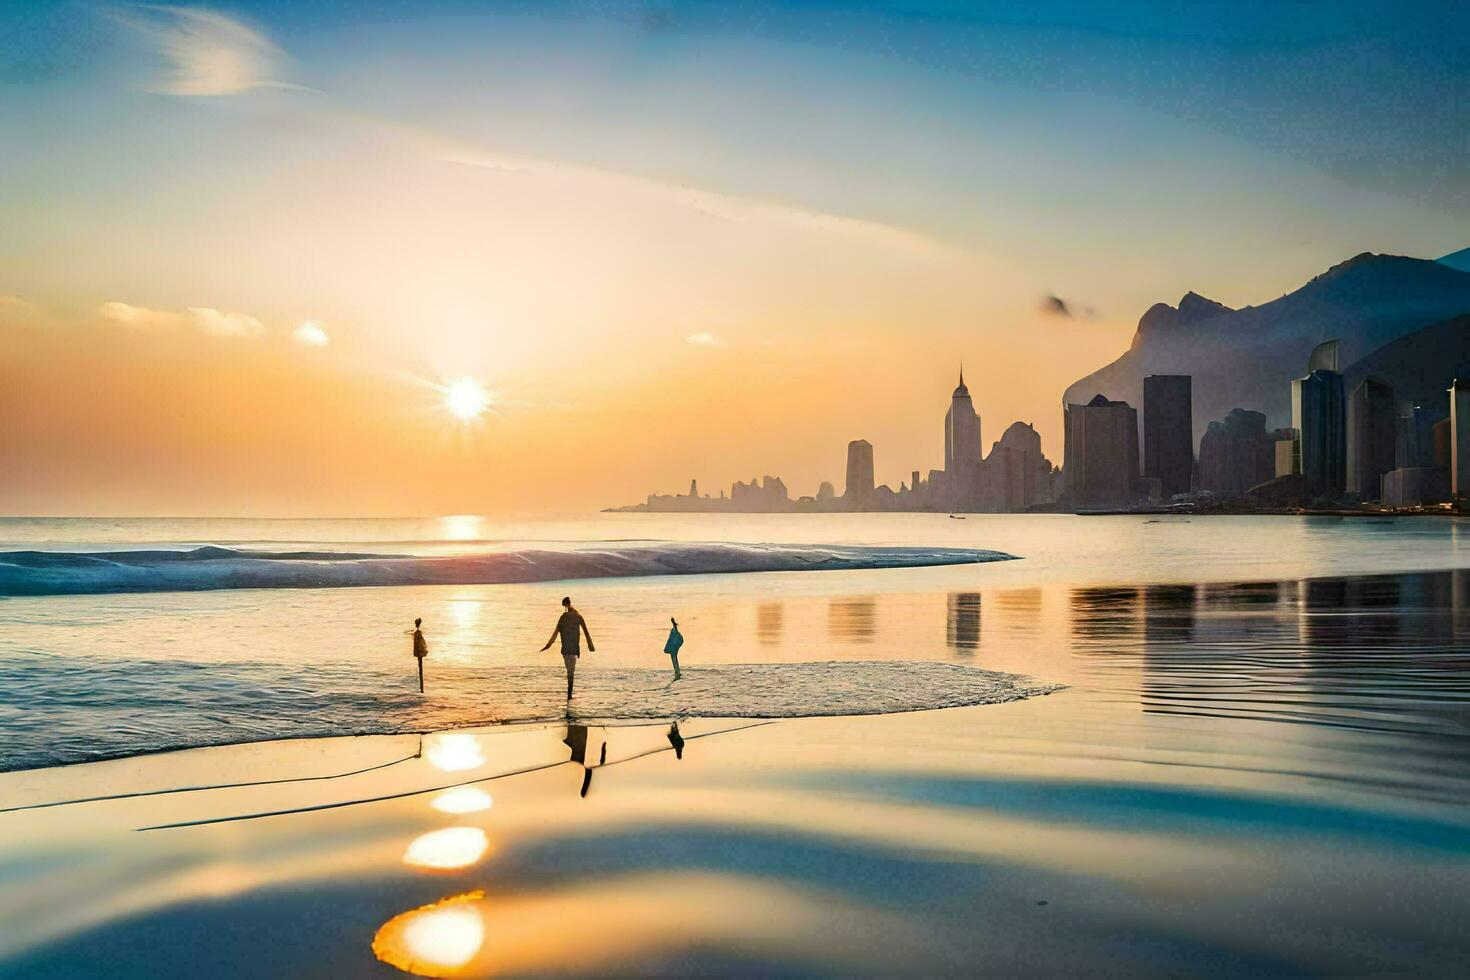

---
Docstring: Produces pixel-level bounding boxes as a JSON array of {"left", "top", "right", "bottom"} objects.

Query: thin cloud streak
[
  {"left": 111, "top": 7, "right": 977, "bottom": 262},
  {"left": 99, "top": 301, "right": 266, "bottom": 339},
  {"left": 115, "top": 4, "right": 306, "bottom": 96}
]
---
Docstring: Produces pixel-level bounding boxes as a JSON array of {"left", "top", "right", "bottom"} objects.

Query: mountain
[
  {"left": 1063, "top": 253, "right": 1470, "bottom": 443},
  {"left": 1439, "top": 247, "right": 1470, "bottom": 273},
  {"left": 1342, "top": 313, "right": 1470, "bottom": 408}
]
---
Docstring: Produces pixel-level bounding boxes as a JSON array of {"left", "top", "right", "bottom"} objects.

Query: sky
[{"left": 2, "top": 0, "right": 1467, "bottom": 516}]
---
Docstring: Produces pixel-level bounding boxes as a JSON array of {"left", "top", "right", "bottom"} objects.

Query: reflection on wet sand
[
  {"left": 827, "top": 597, "right": 876, "bottom": 643},
  {"left": 403, "top": 827, "right": 491, "bottom": 871},
  {"left": 1143, "top": 585, "right": 1195, "bottom": 645},
  {"left": 372, "top": 873, "right": 920, "bottom": 978},
  {"left": 432, "top": 787, "right": 493, "bottom": 815},
  {"left": 992, "top": 588, "right": 1041, "bottom": 631},
  {"left": 945, "top": 593, "right": 981, "bottom": 651},
  {"left": 426, "top": 734, "right": 487, "bottom": 773},
  {"left": 374, "top": 891, "right": 486, "bottom": 978},
  {"left": 756, "top": 603, "right": 784, "bottom": 645},
  {"left": 1132, "top": 569, "right": 1470, "bottom": 741},
  {"left": 1069, "top": 586, "right": 1141, "bottom": 641}
]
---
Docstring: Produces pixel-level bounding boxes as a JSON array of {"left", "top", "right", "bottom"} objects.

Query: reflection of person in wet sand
[
  {"left": 563, "top": 723, "right": 601, "bottom": 797},
  {"left": 540, "top": 597, "right": 594, "bottom": 699}
]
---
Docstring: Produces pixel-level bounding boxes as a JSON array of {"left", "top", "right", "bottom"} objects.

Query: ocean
[
  {"left": 1, "top": 513, "right": 1467, "bottom": 772},
  {"left": 2, "top": 513, "right": 1469, "bottom": 974}
]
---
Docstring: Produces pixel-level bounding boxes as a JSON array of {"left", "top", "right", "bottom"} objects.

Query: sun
[{"left": 442, "top": 377, "right": 490, "bottom": 421}]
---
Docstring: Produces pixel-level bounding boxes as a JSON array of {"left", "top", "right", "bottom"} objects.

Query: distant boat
[{"left": 948, "top": 514, "right": 966, "bottom": 520}]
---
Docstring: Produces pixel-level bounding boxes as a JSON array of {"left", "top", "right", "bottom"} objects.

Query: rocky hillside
[{"left": 1063, "top": 253, "right": 1470, "bottom": 442}]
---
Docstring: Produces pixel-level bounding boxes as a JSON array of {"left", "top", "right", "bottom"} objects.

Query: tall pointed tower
[{"left": 945, "top": 366, "right": 982, "bottom": 473}]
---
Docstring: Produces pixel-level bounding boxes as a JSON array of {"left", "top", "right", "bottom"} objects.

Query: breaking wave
[
  {"left": 0, "top": 659, "right": 1060, "bottom": 772},
  {"left": 0, "top": 542, "right": 1012, "bottom": 596}
]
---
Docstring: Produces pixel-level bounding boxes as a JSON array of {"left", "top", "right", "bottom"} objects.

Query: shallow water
[
  {"left": 0, "top": 514, "right": 1468, "bottom": 975},
  {"left": 2, "top": 513, "right": 1468, "bottom": 770}
]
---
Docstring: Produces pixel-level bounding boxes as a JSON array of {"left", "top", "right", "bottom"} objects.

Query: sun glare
[{"left": 443, "top": 377, "right": 490, "bottom": 421}]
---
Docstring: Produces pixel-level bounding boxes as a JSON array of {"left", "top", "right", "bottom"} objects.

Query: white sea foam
[
  {"left": 0, "top": 659, "right": 1059, "bottom": 772},
  {"left": 0, "top": 542, "right": 1013, "bottom": 596}
]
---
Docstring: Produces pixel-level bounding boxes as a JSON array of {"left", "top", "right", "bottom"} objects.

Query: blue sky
[{"left": 1, "top": 1, "right": 1466, "bottom": 512}]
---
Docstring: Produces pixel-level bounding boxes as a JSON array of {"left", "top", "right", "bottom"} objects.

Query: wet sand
[{"left": 3, "top": 690, "right": 1468, "bottom": 977}]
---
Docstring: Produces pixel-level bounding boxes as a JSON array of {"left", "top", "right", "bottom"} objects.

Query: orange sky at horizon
[
  {"left": 5, "top": 3, "right": 1463, "bottom": 517},
  {"left": 0, "top": 288, "right": 1130, "bottom": 516}
]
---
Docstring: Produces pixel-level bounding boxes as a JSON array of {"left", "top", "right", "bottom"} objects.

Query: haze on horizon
[{"left": 2, "top": 1, "right": 1466, "bottom": 516}]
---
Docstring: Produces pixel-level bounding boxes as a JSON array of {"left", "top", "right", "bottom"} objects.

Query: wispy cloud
[
  {"left": 113, "top": 9, "right": 970, "bottom": 260},
  {"left": 685, "top": 332, "right": 725, "bottom": 347},
  {"left": 293, "top": 321, "right": 330, "bottom": 347},
  {"left": 99, "top": 301, "right": 266, "bottom": 338},
  {"left": 99, "top": 300, "right": 178, "bottom": 326},
  {"left": 443, "top": 141, "right": 958, "bottom": 258},
  {"left": 118, "top": 5, "right": 297, "bottom": 96},
  {"left": 188, "top": 306, "right": 265, "bottom": 337}
]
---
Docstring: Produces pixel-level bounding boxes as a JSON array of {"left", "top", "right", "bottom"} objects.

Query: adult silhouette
[{"left": 541, "top": 597, "right": 594, "bottom": 699}]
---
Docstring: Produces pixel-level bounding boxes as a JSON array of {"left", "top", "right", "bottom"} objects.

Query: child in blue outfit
[{"left": 664, "top": 617, "right": 684, "bottom": 680}]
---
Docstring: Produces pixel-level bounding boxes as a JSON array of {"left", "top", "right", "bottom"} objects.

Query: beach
[{"left": 2, "top": 514, "right": 1469, "bottom": 976}]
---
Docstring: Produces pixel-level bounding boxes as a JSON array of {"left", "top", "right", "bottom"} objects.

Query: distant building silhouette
[
  {"left": 731, "top": 475, "right": 790, "bottom": 511},
  {"left": 1063, "top": 394, "right": 1140, "bottom": 510},
  {"left": 1434, "top": 416, "right": 1452, "bottom": 468},
  {"left": 1291, "top": 341, "right": 1346, "bottom": 493},
  {"left": 945, "top": 368, "right": 981, "bottom": 473},
  {"left": 1346, "top": 377, "right": 1395, "bottom": 500},
  {"left": 1395, "top": 402, "right": 1445, "bottom": 470},
  {"left": 1451, "top": 379, "right": 1470, "bottom": 498},
  {"left": 943, "top": 368, "right": 981, "bottom": 506},
  {"left": 845, "top": 439, "right": 874, "bottom": 506},
  {"left": 1382, "top": 467, "right": 1450, "bottom": 508},
  {"left": 613, "top": 366, "right": 1059, "bottom": 515},
  {"left": 1274, "top": 428, "right": 1299, "bottom": 478},
  {"left": 1143, "top": 375, "right": 1193, "bottom": 498},
  {"left": 1196, "top": 408, "right": 1278, "bottom": 497},
  {"left": 983, "top": 421, "right": 1056, "bottom": 511},
  {"left": 1381, "top": 399, "right": 1451, "bottom": 506}
]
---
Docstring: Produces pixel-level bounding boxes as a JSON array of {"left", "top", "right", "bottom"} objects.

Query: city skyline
[{"left": 4, "top": 2, "right": 1470, "bottom": 515}]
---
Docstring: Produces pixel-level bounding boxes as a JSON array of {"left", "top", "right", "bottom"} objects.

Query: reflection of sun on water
[
  {"left": 374, "top": 891, "right": 486, "bottom": 978},
  {"left": 438, "top": 515, "right": 483, "bottom": 542},
  {"left": 425, "top": 733, "right": 486, "bottom": 772},
  {"left": 403, "top": 827, "right": 490, "bottom": 871},
  {"left": 432, "top": 786, "right": 493, "bottom": 814}
]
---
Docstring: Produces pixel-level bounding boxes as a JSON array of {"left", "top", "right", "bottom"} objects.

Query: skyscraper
[
  {"left": 1196, "top": 408, "right": 1276, "bottom": 497},
  {"left": 1346, "top": 377, "right": 1395, "bottom": 500},
  {"left": 943, "top": 367, "right": 981, "bottom": 508},
  {"left": 944, "top": 367, "right": 981, "bottom": 473},
  {"left": 1143, "top": 374, "right": 1193, "bottom": 498},
  {"left": 845, "top": 439, "right": 874, "bottom": 505},
  {"left": 1291, "top": 340, "right": 1346, "bottom": 493},
  {"left": 1451, "top": 379, "right": 1470, "bottom": 498},
  {"left": 1063, "top": 394, "right": 1140, "bottom": 510},
  {"left": 1395, "top": 402, "right": 1445, "bottom": 469}
]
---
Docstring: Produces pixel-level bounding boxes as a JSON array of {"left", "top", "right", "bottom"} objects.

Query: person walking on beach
[
  {"left": 664, "top": 617, "right": 684, "bottom": 681},
  {"left": 410, "top": 617, "right": 429, "bottom": 692},
  {"left": 541, "top": 597, "right": 594, "bottom": 699}
]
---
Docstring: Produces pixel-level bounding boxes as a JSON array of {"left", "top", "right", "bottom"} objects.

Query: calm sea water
[{"left": 1, "top": 514, "right": 1468, "bottom": 975}]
